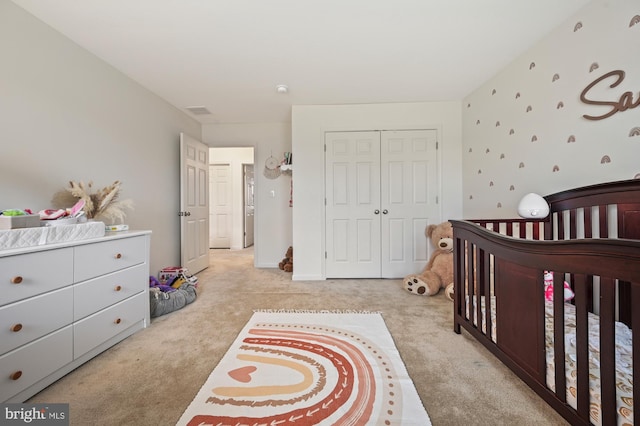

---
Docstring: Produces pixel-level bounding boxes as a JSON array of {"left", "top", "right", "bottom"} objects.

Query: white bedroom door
[
  {"left": 325, "top": 129, "right": 439, "bottom": 278},
  {"left": 180, "top": 132, "right": 210, "bottom": 274},
  {"left": 209, "top": 164, "right": 232, "bottom": 249}
]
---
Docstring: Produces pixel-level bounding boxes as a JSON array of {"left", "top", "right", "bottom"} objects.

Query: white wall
[
  {"left": 209, "top": 147, "right": 254, "bottom": 250},
  {"left": 202, "top": 123, "right": 292, "bottom": 267},
  {"left": 0, "top": 2, "right": 202, "bottom": 276},
  {"left": 462, "top": 0, "right": 640, "bottom": 218},
  {"left": 291, "top": 102, "right": 463, "bottom": 280}
]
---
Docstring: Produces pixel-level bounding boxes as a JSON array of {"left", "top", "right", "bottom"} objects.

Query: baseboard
[{"left": 291, "top": 273, "right": 325, "bottom": 281}]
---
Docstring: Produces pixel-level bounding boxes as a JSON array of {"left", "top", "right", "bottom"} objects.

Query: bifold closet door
[
  {"left": 325, "top": 129, "right": 438, "bottom": 278},
  {"left": 380, "top": 130, "right": 437, "bottom": 278},
  {"left": 325, "top": 131, "right": 381, "bottom": 278}
]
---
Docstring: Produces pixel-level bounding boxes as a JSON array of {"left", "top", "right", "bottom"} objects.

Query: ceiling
[{"left": 12, "top": 0, "right": 592, "bottom": 124}]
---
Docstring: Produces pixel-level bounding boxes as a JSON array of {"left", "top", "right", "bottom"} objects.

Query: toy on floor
[
  {"left": 404, "top": 221, "right": 454, "bottom": 297},
  {"left": 279, "top": 246, "right": 293, "bottom": 272},
  {"left": 149, "top": 275, "right": 198, "bottom": 318}
]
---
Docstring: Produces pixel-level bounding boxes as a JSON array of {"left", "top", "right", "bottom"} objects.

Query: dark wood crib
[{"left": 452, "top": 179, "right": 640, "bottom": 425}]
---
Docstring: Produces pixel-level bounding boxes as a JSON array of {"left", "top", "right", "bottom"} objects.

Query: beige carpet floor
[{"left": 28, "top": 247, "right": 568, "bottom": 425}]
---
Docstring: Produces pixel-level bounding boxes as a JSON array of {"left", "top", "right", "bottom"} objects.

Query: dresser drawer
[
  {"left": 0, "top": 326, "right": 73, "bottom": 402},
  {"left": 0, "top": 248, "right": 74, "bottom": 307},
  {"left": 0, "top": 287, "right": 73, "bottom": 355},
  {"left": 74, "top": 236, "right": 146, "bottom": 282},
  {"left": 74, "top": 292, "right": 146, "bottom": 358},
  {"left": 74, "top": 263, "right": 147, "bottom": 321}
]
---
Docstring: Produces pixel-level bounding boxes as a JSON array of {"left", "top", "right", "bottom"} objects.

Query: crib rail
[
  {"left": 466, "top": 218, "right": 546, "bottom": 240},
  {"left": 452, "top": 219, "right": 640, "bottom": 425}
]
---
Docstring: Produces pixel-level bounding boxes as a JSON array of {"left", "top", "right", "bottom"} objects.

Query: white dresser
[{"left": 0, "top": 230, "right": 151, "bottom": 402}]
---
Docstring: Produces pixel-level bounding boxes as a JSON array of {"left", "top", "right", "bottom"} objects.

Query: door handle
[
  {"left": 382, "top": 209, "right": 388, "bottom": 214},
  {"left": 178, "top": 211, "right": 192, "bottom": 216},
  {"left": 374, "top": 209, "right": 380, "bottom": 214}
]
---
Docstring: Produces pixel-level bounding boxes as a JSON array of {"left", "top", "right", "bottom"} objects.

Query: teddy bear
[
  {"left": 404, "top": 221, "right": 454, "bottom": 297},
  {"left": 279, "top": 246, "right": 293, "bottom": 272}
]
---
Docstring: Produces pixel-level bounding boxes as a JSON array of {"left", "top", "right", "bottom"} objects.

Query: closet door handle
[
  {"left": 382, "top": 209, "right": 388, "bottom": 214},
  {"left": 374, "top": 210, "right": 380, "bottom": 214}
]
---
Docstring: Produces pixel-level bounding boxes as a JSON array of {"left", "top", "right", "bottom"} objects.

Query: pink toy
[{"left": 544, "top": 270, "right": 574, "bottom": 302}]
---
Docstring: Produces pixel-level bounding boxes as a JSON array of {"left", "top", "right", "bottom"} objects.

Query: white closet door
[
  {"left": 380, "top": 130, "right": 438, "bottom": 278},
  {"left": 325, "top": 131, "right": 381, "bottom": 278}
]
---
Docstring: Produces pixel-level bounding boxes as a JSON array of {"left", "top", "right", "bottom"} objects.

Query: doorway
[
  {"left": 209, "top": 147, "right": 255, "bottom": 251},
  {"left": 243, "top": 164, "right": 255, "bottom": 248}
]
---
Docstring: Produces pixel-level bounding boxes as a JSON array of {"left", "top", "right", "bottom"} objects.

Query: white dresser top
[{"left": 0, "top": 229, "right": 151, "bottom": 258}]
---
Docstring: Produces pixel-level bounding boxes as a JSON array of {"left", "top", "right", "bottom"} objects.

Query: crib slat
[
  {"left": 453, "top": 237, "right": 463, "bottom": 334},
  {"left": 633, "top": 282, "right": 640, "bottom": 426},
  {"left": 519, "top": 223, "right": 526, "bottom": 239},
  {"left": 569, "top": 209, "right": 577, "bottom": 239},
  {"left": 553, "top": 271, "right": 566, "bottom": 403},
  {"left": 474, "top": 246, "right": 482, "bottom": 333},
  {"left": 506, "top": 222, "right": 513, "bottom": 237},
  {"left": 558, "top": 212, "right": 566, "bottom": 240},
  {"left": 574, "top": 274, "right": 591, "bottom": 422},
  {"left": 482, "top": 249, "right": 492, "bottom": 342},
  {"left": 598, "top": 205, "right": 608, "bottom": 238},
  {"left": 584, "top": 207, "right": 593, "bottom": 238},
  {"left": 466, "top": 242, "right": 475, "bottom": 322},
  {"left": 599, "top": 277, "right": 616, "bottom": 425},
  {"left": 618, "top": 280, "right": 631, "bottom": 327},
  {"left": 532, "top": 222, "right": 541, "bottom": 240}
]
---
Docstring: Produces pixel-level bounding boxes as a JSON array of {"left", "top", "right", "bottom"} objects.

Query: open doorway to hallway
[{"left": 209, "top": 147, "right": 255, "bottom": 255}]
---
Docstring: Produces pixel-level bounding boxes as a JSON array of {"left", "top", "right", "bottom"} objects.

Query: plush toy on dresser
[{"left": 404, "top": 221, "right": 454, "bottom": 297}]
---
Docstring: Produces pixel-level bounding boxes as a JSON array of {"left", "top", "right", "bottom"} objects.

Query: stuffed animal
[
  {"left": 279, "top": 246, "right": 293, "bottom": 272},
  {"left": 404, "top": 221, "right": 454, "bottom": 296},
  {"left": 544, "top": 270, "right": 574, "bottom": 302}
]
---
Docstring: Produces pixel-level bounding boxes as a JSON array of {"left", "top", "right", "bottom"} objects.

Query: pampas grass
[{"left": 52, "top": 180, "right": 133, "bottom": 224}]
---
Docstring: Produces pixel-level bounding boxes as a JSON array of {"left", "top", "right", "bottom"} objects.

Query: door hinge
[
  {"left": 436, "top": 196, "right": 439, "bottom": 204},
  {"left": 436, "top": 141, "right": 439, "bottom": 150},
  {"left": 324, "top": 144, "right": 327, "bottom": 152},
  {"left": 325, "top": 251, "right": 327, "bottom": 259}
]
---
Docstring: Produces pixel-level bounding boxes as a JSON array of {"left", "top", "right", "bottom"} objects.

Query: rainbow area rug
[{"left": 176, "top": 311, "right": 431, "bottom": 425}]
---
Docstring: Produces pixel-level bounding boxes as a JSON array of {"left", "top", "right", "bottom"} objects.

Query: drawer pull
[
  {"left": 10, "top": 276, "right": 23, "bottom": 284},
  {"left": 115, "top": 253, "right": 122, "bottom": 259},
  {"left": 11, "top": 323, "right": 23, "bottom": 332},
  {"left": 114, "top": 285, "right": 122, "bottom": 292},
  {"left": 114, "top": 318, "right": 122, "bottom": 324},
  {"left": 10, "top": 371, "right": 22, "bottom": 381}
]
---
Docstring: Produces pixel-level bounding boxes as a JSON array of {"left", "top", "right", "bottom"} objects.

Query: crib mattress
[
  {"left": 0, "top": 221, "right": 106, "bottom": 250},
  {"left": 466, "top": 296, "right": 633, "bottom": 425}
]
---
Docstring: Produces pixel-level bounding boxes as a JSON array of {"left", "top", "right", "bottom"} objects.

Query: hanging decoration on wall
[
  {"left": 263, "top": 154, "right": 281, "bottom": 179},
  {"left": 580, "top": 69, "right": 639, "bottom": 121}
]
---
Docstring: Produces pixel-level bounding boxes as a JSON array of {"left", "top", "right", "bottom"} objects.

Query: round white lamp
[{"left": 517, "top": 193, "right": 550, "bottom": 218}]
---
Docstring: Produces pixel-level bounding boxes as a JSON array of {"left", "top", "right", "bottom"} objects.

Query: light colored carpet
[{"left": 28, "top": 247, "right": 568, "bottom": 425}]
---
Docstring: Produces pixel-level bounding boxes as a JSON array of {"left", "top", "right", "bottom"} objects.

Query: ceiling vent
[{"left": 185, "top": 106, "right": 212, "bottom": 115}]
